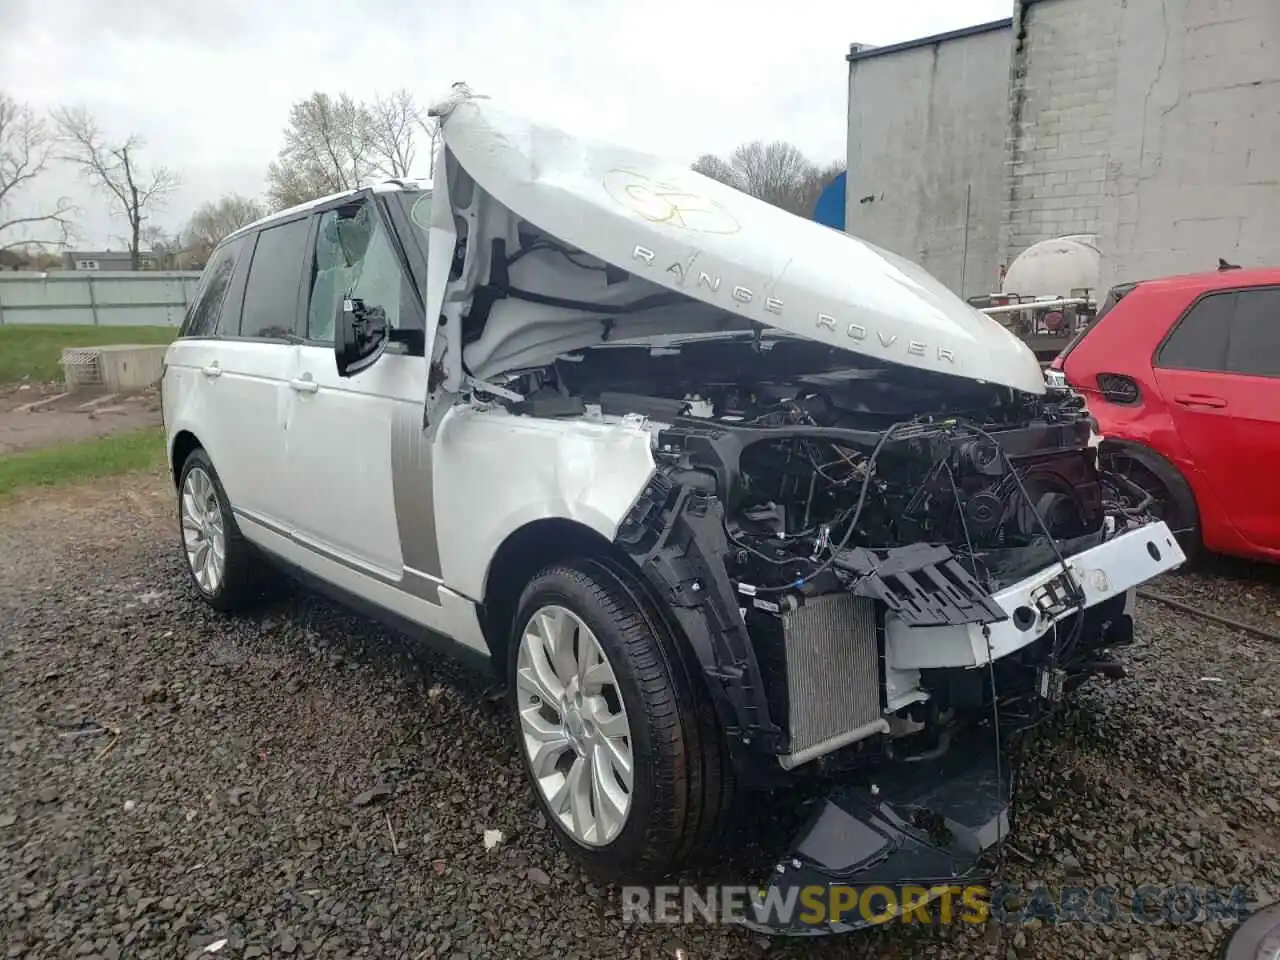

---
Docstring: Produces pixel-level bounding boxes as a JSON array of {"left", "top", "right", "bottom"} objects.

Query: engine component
[
  {"left": 964, "top": 491, "right": 1005, "bottom": 537},
  {"left": 956, "top": 437, "right": 1003, "bottom": 476},
  {"left": 832, "top": 543, "right": 1009, "bottom": 627}
]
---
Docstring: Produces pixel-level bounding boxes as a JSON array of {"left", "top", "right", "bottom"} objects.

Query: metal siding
[{"left": 0, "top": 271, "right": 200, "bottom": 326}]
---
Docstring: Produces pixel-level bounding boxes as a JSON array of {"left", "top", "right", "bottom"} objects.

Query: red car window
[{"left": 1156, "top": 291, "right": 1234, "bottom": 372}]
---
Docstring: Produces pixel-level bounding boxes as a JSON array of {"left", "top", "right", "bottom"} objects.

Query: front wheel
[{"left": 508, "top": 558, "right": 730, "bottom": 882}]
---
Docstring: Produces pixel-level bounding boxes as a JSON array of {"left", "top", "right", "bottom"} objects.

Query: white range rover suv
[{"left": 163, "top": 90, "right": 1183, "bottom": 934}]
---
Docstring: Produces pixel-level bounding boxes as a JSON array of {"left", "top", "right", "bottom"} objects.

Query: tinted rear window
[
  {"left": 180, "top": 235, "right": 248, "bottom": 338},
  {"left": 1156, "top": 291, "right": 1234, "bottom": 372},
  {"left": 1058, "top": 281, "right": 1139, "bottom": 360},
  {"left": 240, "top": 218, "right": 310, "bottom": 340}
]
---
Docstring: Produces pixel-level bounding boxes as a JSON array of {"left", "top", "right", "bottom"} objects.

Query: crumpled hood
[{"left": 426, "top": 91, "right": 1045, "bottom": 396}]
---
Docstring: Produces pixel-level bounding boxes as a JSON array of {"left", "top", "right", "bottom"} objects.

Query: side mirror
[{"left": 335, "top": 297, "right": 388, "bottom": 378}]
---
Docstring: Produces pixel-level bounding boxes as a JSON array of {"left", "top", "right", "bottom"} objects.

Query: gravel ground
[{"left": 1, "top": 471, "right": 1277, "bottom": 960}]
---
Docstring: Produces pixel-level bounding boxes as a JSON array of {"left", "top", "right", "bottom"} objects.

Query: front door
[
  {"left": 278, "top": 193, "right": 444, "bottom": 605},
  {"left": 1153, "top": 285, "right": 1280, "bottom": 551}
]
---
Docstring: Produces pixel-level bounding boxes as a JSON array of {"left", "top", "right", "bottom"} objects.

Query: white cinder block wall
[
  {"left": 1094, "top": 0, "right": 1280, "bottom": 289},
  {"left": 846, "top": 0, "right": 1280, "bottom": 296},
  {"left": 846, "top": 23, "right": 1012, "bottom": 299},
  {"left": 1000, "top": 0, "right": 1122, "bottom": 267}
]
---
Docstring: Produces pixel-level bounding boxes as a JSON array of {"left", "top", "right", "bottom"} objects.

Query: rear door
[
  {"left": 163, "top": 233, "right": 251, "bottom": 468},
  {"left": 1152, "top": 285, "right": 1280, "bottom": 550},
  {"left": 208, "top": 216, "right": 310, "bottom": 527}
]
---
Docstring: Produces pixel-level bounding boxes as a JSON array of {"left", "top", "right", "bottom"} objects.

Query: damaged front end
[
  {"left": 421, "top": 92, "right": 1185, "bottom": 932},
  {"left": 609, "top": 371, "right": 1184, "bottom": 935}
]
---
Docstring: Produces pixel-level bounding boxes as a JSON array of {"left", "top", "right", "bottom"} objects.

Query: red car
[{"left": 1051, "top": 267, "right": 1280, "bottom": 563}]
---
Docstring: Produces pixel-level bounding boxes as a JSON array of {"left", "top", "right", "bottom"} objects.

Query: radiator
[{"left": 747, "top": 592, "right": 888, "bottom": 770}]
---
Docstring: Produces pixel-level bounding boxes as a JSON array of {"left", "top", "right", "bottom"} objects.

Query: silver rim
[
  {"left": 515, "top": 604, "right": 634, "bottom": 846},
  {"left": 181, "top": 466, "right": 226, "bottom": 595}
]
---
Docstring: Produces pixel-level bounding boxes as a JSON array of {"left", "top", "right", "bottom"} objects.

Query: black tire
[
  {"left": 176, "top": 448, "right": 269, "bottom": 612},
  {"left": 508, "top": 557, "right": 731, "bottom": 883}
]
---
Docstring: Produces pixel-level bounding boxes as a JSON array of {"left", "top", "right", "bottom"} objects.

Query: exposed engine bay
[{"left": 485, "top": 329, "right": 1166, "bottom": 779}]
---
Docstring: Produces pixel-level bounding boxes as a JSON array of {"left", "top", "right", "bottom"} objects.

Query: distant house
[
  {"left": 62, "top": 250, "right": 154, "bottom": 271},
  {"left": 0, "top": 249, "right": 29, "bottom": 271}
]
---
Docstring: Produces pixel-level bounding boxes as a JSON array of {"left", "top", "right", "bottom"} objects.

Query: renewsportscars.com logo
[{"left": 622, "top": 883, "right": 1256, "bottom": 930}]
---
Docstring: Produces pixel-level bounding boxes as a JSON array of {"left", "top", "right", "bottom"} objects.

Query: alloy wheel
[
  {"left": 181, "top": 466, "right": 226, "bottom": 595},
  {"left": 515, "top": 604, "right": 634, "bottom": 846}
]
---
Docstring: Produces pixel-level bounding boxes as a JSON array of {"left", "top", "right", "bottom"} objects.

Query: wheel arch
[
  {"left": 478, "top": 517, "right": 621, "bottom": 680},
  {"left": 1101, "top": 437, "right": 1203, "bottom": 542},
  {"left": 170, "top": 429, "right": 203, "bottom": 486}
]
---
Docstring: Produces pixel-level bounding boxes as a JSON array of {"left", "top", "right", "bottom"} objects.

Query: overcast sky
[{"left": 1, "top": 0, "right": 1011, "bottom": 250}]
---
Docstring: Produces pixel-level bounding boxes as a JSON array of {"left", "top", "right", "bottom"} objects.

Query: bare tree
[
  {"left": 419, "top": 115, "right": 442, "bottom": 179},
  {"left": 0, "top": 92, "right": 76, "bottom": 253},
  {"left": 265, "top": 92, "right": 373, "bottom": 211},
  {"left": 267, "top": 90, "right": 442, "bottom": 211},
  {"left": 691, "top": 153, "right": 737, "bottom": 187},
  {"left": 367, "top": 89, "right": 426, "bottom": 179},
  {"left": 53, "top": 106, "right": 179, "bottom": 269},
  {"left": 365, "top": 89, "right": 440, "bottom": 179},
  {"left": 691, "top": 141, "right": 844, "bottom": 218},
  {"left": 728, "top": 140, "right": 816, "bottom": 214},
  {"left": 185, "top": 193, "right": 264, "bottom": 266},
  {"left": 798, "top": 160, "right": 846, "bottom": 219},
  {"left": 141, "top": 223, "right": 185, "bottom": 270}
]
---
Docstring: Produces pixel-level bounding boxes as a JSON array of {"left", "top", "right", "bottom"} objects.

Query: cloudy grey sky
[{"left": 1, "top": 0, "right": 1010, "bottom": 249}]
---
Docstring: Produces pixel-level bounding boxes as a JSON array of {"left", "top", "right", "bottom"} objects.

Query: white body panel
[
  {"left": 165, "top": 333, "right": 658, "bottom": 646},
  {"left": 886, "top": 521, "right": 1184, "bottom": 672},
  {"left": 432, "top": 406, "right": 659, "bottom": 602},
  {"left": 280, "top": 346, "right": 418, "bottom": 578},
  {"left": 232, "top": 511, "right": 489, "bottom": 655},
  {"left": 163, "top": 338, "right": 290, "bottom": 524}
]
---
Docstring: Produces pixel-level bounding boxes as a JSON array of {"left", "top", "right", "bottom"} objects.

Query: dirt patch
[{"left": 0, "top": 383, "right": 162, "bottom": 455}]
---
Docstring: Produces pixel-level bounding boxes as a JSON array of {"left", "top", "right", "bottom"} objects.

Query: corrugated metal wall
[{"left": 0, "top": 271, "right": 202, "bottom": 327}]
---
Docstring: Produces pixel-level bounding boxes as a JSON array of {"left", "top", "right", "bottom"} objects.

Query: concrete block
[
  {"left": 1246, "top": 147, "right": 1280, "bottom": 184},
  {"left": 94, "top": 345, "right": 167, "bottom": 392}
]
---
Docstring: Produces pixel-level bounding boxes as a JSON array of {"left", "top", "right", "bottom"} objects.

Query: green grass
[
  {"left": 0, "top": 324, "right": 177, "bottom": 385},
  {"left": 0, "top": 427, "right": 166, "bottom": 498}
]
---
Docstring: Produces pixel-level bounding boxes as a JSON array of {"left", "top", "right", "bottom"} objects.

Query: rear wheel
[
  {"left": 509, "top": 558, "right": 731, "bottom": 882},
  {"left": 177, "top": 448, "right": 269, "bottom": 611}
]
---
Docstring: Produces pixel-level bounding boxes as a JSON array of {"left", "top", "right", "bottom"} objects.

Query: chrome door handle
[
  {"left": 289, "top": 376, "right": 318, "bottom": 394},
  {"left": 200, "top": 362, "right": 222, "bottom": 379}
]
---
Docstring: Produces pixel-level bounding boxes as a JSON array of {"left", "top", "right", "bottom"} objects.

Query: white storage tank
[{"left": 1001, "top": 235, "right": 1100, "bottom": 299}]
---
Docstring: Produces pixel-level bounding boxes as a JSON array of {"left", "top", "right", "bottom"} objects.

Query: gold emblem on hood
[{"left": 603, "top": 169, "right": 741, "bottom": 235}]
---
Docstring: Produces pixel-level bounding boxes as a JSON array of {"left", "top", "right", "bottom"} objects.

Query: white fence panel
[{"left": 0, "top": 271, "right": 202, "bottom": 327}]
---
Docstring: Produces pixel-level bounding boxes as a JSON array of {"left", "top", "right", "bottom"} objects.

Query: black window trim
[
  {"left": 1153, "top": 282, "right": 1280, "bottom": 377},
  {"left": 177, "top": 231, "right": 251, "bottom": 341},
  {"left": 177, "top": 209, "right": 313, "bottom": 345},
  {"left": 382, "top": 189, "right": 431, "bottom": 301},
  {"left": 214, "top": 232, "right": 254, "bottom": 338},
  {"left": 297, "top": 188, "right": 426, "bottom": 352}
]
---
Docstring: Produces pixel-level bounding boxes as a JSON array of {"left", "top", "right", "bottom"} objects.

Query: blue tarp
[{"left": 811, "top": 171, "right": 847, "bottom": 230}]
